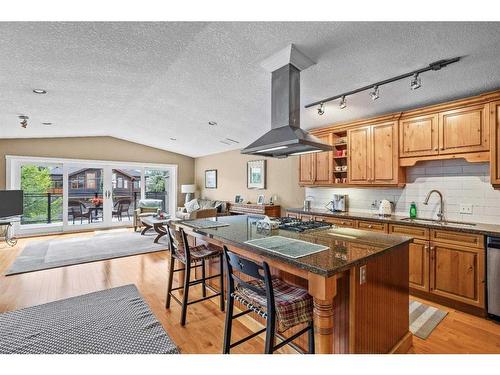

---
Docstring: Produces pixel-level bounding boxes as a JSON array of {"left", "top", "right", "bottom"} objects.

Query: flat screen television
[{"left": 0, "top": 190, "right": 24, "bottom": 218}]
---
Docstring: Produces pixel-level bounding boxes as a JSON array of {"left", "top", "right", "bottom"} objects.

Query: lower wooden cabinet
[
  {"left": 409, "top": 240, "right": 430, "bottom": 292},
  {"left": 429, "top": 241, "right": 485, "bottom": 308}
]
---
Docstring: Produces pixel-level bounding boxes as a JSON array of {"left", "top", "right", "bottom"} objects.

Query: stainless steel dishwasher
[{"left": 487, "top": 237, "right": 500, "bottom": 321}]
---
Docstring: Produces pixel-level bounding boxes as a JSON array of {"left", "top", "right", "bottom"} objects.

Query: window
[
  {"left": 124, "top": 180, "right": 128, "bottom": 189},
  {"left": 117, "top": 177, "right": 123, "bottom": 189},
  {"left": 86, "top": 172, "right": 96, "bottom": 189},
  {"left": 133, "top": 180, "right": 140, "bottom": 189}
]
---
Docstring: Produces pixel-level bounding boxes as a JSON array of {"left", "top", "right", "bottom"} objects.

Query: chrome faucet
[{"left": 423, "top": 189, "right": 444, "bottom": 221}]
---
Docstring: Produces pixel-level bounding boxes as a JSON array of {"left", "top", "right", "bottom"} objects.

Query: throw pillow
[{"left": 184, "top": 198, "right": 200, "bottom": 213}]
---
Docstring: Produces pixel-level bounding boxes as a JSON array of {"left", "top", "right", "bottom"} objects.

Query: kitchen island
[{"left": 176, "top": 215, "right": 413, "bottom": 354}]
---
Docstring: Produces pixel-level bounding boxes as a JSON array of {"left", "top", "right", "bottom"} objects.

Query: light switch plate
[{"left": 460, "top": 204, "right": 473, "bottom": 215}]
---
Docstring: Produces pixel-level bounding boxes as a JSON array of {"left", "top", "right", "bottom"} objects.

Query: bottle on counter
[{"left": 409, "top": 202, "right": 417, "bottom": 219}]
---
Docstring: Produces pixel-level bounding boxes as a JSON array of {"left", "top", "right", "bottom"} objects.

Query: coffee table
[{"left": 140, "top": 216, "right": 171, "bottom": 243}]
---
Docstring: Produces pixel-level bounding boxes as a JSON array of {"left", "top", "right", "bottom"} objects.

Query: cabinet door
[
  {"left": 299, "top": 153, "right": 315, "bottom": 184},
  {"left": 409, "top": 240, "right": 430, "bottom": 292},
  {"left": 438, "top": 104, "right": 489, "bottom": 154},
  {"left": 314, "top": 134, "right": 333, "bottom": 184},
  {"left": 400, "top": 114, "right": 439, "bottom": 157},
  {"left": 430, "top": 242, "right": 485, "bottom": 307},
  {"left": 490, "top": 100, "right": 500, "bottom": 185},
  {"left": 371, "top": 121, "right": 399, "bottom": 184},
  {"left": 348, "top": 126, "right": 371, "bottom": 184}
]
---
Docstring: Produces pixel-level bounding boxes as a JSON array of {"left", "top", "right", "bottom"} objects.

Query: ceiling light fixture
[
  {"left": 220, "top": 140, "right": 231, "bottom": 145},
  {"left": 410, "top": 73, "right": 421, "bottom": 90},
  {"left": 339, "top": 96, "right": 347, "bottom": 109},
  {"left": 32, "top": 89, "right": 47, "bottom": 94},
  {"left": 18, "top": 115, "right": 29, "bottom": 128},
  {"left": 208, "top": 121, "right": 217, "bottom": 126},
  {"left": 170, "top": 137, "right": 176, "bottom": 141},
  {"left": 317, "top": 102, "right": 325, "bottom": 116},
  {"left": 225, "top": 138, "right": 239, "bottom": 144},
  {"left": 42, "top": 122, "right": 53, "bottom": 125},
  {"left": 370, "top": 85, "right": 380, "bottom": 101},
  {"left": 305, "top": 57, "right": 460, "bottom": 110}
]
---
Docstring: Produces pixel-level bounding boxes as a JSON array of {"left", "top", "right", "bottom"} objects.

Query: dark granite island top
[{"left": 178, "top": 214, "right": 412, "bottom": 277}]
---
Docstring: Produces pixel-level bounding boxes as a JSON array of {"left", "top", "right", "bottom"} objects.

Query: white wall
[{"left": 305, "top": 159, "right": 500, "bottom": 225}]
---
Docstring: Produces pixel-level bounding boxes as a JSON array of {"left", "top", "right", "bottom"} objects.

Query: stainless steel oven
[{"left": 487, "top": 237, "right": 500, "bottom": 321}]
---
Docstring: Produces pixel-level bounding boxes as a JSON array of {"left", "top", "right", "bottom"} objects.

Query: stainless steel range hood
[{"left": 241, "top": 45, "right": 333, "bottom": 158}]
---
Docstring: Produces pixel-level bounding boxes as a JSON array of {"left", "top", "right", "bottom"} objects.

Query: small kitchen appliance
[
  {"left": 326, "top": 194, "right": 348, "bottom": 212},
  {"left": 378, "top": 199, "right": 393, "bottom": 216}
]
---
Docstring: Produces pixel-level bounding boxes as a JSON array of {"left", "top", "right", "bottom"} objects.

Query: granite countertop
[
  {"left": 178, "top": 215, "right": 411, "bottom": 277},
  {"left": 287, "top": 207, "right": 500, "bottom": 237}
]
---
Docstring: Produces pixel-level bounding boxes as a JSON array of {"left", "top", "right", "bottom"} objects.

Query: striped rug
[{"left": 409, "top": 300, "right": 448, "bottom": 339}]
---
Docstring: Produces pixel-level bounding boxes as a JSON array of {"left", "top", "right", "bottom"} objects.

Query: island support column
[{"left": 308, "top": 272, "right": 338, "bottom": 354}]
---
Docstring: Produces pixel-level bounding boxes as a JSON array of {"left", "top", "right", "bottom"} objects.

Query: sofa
[
  {"left": 134, "top": 199, "right": 162, "bottom": 231},
  {"left": 175, "top": 198, "right": 227, "bottom": 220}
]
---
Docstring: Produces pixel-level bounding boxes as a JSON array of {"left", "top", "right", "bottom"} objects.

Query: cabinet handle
[
  {"left": 433, "top": 147, "right": 438, "bottom": 151},
  {"left": 341, "top": 221, "right": 346, "bottom": 225},
  {"left": 368, "top": 224, "right": 373, "bottom": 228}
]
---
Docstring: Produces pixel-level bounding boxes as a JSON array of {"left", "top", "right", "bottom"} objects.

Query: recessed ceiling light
[
  {"left": 33, "top": 89, "right": 47, "bottom": 94},
  {"left": 219, "top": 140, "right": 231, "bottom": 145},
  {"left": 225, "top": 138, "right": 239, "bottom": 144},
  {"left": 208, "top": 121, "right": 217, "bottom": 126},
  {"left": 170, "top": 137, "right": 176, "bottom": 141},
  {"left": 42, "top": 122, "right": 53, "bottom": 125}
]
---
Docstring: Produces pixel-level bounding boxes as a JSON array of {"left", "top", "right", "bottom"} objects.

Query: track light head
[
  {"left": 339, "top": 96, "right": 347, "bottom": 109},
  {"left": 410, "top": 73, "right": 421, "bottom": 90},
  {"left": 18, "top": 115, "right": 29, "bottom": 128},
  {"left": 317, "top": 103, "right": 325, "bottom": 116},
  {"left": 370, "top": 86, "right": 380, "bottom": 101}
]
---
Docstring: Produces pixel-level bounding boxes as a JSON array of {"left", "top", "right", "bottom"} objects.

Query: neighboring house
[{"left": 48, "top": 168, "right": 141, "bottom": 199}]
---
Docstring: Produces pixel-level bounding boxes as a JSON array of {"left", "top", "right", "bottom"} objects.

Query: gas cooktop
[{"left": 276, "top": 217, "right": 332, "bottom": 233}]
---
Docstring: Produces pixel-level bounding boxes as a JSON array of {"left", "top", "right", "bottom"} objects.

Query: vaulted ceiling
[{"left": 1, "top": 22, "right": 500, "bottom": 157}]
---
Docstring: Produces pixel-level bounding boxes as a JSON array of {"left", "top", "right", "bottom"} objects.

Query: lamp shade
[{"left": 181, "top": 184, "right": 196, "bottom": 194}]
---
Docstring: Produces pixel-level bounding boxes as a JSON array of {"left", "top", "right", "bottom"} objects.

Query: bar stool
[
  {"left": 165, "top": 223, "right": 224, "bottom": 326},
  {"left": 222, "top": 246, "right": 315, "bottom": 354}
]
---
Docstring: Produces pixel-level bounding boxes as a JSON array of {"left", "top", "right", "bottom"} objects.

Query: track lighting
[
  {"left": 18, "top": 115, "right": 29, "bottom": 128},
  {"left": 317, "top": 102, "right": 325, "bottom": 116},
  {"left": 339, "top": 96, "right": 347, "bottom": 109},
  {"left": 410, "top": 73, "right": 421, "bottom": 90},
  {"left": 305, "top": 57, "right": 460, "bottom": 109}
]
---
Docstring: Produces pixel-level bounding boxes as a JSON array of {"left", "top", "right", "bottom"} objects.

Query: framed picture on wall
[
  {"left": 205, "top": 169, "right": 217, "bottom": 189},
  {"left": 247, "top": 160, "right": 266, "bottom": 189}
]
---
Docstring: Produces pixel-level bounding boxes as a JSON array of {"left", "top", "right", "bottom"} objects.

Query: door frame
[{"left": 6, "top": 155, "right": 178, "bottom": 236}]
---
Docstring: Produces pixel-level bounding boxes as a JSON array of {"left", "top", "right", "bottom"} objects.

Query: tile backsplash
[{"left": 305, "top": 159, "right": 500, "bottom": 225}]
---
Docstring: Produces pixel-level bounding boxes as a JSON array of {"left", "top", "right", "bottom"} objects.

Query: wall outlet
[
  {"left": 460, "top": 204, "right": 473, "bottom": 215},
  {"left": 359, "top": 265, "right": 367, "bottom": 285}
]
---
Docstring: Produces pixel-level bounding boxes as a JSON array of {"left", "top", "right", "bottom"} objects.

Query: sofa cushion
[
  {"left": 184, "top": 199, "right": 200, "bottom": 213},
  {"left": 198, "top": 199, "right": 215, "bottom": 210}
]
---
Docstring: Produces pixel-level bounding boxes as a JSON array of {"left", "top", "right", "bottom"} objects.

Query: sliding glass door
[{"left": 7, "top": 156, "right": 177, "bottom": 236}]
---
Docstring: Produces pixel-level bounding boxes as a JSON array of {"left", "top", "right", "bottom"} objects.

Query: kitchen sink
[{"left": 400, "top": 217, "right": 476, "bottom": 226}]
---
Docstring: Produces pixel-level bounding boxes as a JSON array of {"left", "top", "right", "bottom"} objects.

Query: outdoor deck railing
[{"left": 21, "top": 191, "right": 169, "bottom": 225}]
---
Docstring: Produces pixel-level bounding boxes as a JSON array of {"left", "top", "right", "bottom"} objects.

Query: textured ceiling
[{"left": 1, "top": 22, "right": 500, "bottom": 157}]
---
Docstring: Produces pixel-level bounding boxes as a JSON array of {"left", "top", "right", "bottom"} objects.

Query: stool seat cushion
[
  {"left": 171, "top": 229, "right": 221, "bottom": 263},
  {"left": 234, "top": 276, "right": 313, "bottom": 333}
]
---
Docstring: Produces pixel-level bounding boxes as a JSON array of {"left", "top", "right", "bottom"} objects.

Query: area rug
[
  {"left": 0, "top": 284, "right": 179, "bottom": 354},
  {"left": 5, "top": 231, "right": 167, "bottom": 275},
  {"left": 409, "top": 300, "right": 448, "bottom": 339}
]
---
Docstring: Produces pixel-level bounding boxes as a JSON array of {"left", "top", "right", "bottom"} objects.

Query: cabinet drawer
[
  {"left": 357, "top": 220, "right": 388, "bottom": 233},
  {"left": 316, "top": 216, "right": 356, "bottom": 228},
  {"left": 430, "top": 229, "right": 484, "bottom": 249},
  {"left": 389, "top": 224, "right": 429, "bottom": 240}
]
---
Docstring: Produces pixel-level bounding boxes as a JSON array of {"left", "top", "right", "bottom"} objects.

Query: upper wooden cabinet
[
  {"left": 400, "top": 114, "right": 439, "bottom": 157},
  {"left": 348, "top": 126, "right": 371, "bottom": 184},
  {"left": 400, "top": 103, "right": 490, "bottom": 165},
  {"left": 298, "top": 133, "right": 333, "bottom": 185},
  {"left": 314, "top": 134, "right": 333, "bottom": 184},
  {"left": 348, "top": 121, "right": 402, "bottom": 185},
  {"left": 438, "top": 104, "right": 489, "bottom": 154},
  {"left": 298, "top": 152, "right": 315, "bottom": 184},
  {"left": 490, "top": 100, "right": 500, "bottom": 186}
]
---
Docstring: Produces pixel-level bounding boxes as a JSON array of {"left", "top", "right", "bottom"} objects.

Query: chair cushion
[
  {"left": 138, "top": 199, "right": 162, "bottom": 209},
  {"left": 234, "top": 277, "right": 313, "bottom": 333},
  {"left": 171, "top": 229, "right": 221, "bottom": 263}
]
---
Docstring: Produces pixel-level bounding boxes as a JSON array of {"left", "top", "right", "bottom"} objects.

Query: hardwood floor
[{"left": 0, "top": 231, "right": 499, "bottom": 354}]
